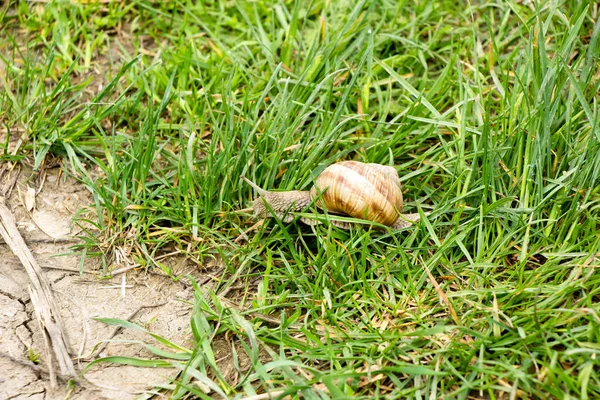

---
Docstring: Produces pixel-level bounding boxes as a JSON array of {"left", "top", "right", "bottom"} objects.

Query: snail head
[{"left": 241, "top": 175, "right": 312, "bottom": 220}]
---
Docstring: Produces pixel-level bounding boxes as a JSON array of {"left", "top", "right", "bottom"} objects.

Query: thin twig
[
  {"left": 0, "top": 350, "right": 46, "bottom": 377},
  {"left": 0, "top": 351, "right": 102, "bottom": 392}
]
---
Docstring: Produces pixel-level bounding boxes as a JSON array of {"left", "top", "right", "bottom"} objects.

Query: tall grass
[{"left": 2, "top": 0, "right": 599, "bottom": 398}]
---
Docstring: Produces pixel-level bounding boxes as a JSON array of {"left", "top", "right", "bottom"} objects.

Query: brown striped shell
[{"left": 309, "top": 161, "right": 403, "bottom": 226}]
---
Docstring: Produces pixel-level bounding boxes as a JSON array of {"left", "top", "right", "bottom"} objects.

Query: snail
[{"left": 241, "top": 161, "right": 423, "bottom": 230}]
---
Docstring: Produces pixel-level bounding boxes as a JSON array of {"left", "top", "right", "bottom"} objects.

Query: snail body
[{"left": 243, "top": 161, "right": 422, "bottom": 230}]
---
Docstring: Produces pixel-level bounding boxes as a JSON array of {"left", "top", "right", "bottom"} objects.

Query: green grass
[{"left": 2, "top": 0, "right": 600, "bottom": 398}]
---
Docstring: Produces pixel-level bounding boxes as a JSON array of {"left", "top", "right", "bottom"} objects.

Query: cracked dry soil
[{"left": 0, "top": 166, "right": 204, "bottom": 400}]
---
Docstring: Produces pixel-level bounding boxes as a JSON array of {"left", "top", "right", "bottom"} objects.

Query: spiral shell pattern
[{"left": 310, "top": 161, "right": 403, "bottom": 226}]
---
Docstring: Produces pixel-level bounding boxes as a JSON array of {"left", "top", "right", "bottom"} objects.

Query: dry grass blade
[
  {"left": 421, "top": 259, "right": 461, "bottom": 327},
  {"left": 239, "top": 391, "right": 286, "bottom": 400},
  {"left": 0, "top": 199, "right": 76, "bottom": 385}
]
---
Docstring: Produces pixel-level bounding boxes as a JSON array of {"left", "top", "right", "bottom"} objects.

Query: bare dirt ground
[{"left": 0, "top": 165, "right": 202, "bottom": 399}]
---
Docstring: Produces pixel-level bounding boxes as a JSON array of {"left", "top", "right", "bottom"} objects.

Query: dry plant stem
[
  {"left": 0, "top": 351, "right": 102, "bottom": 392},
  {"left": 0, "top": 353, "right": 95, "bottom": 393},
  {"left": 30, "top": 286, "right": 58, "bottom": 388},
  {"left": 0, "top": 237, "right": 81, "bottom": 244},
  {"left": 0, "top": 199, "right": 76, "bottom": 386},
  {"left": 110, "top": 263, "right": 139, "bottom": 276}
]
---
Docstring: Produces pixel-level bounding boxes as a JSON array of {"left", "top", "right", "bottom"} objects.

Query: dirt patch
[{"left": 0, "top": 165, "right": 203, "bottom": 399}]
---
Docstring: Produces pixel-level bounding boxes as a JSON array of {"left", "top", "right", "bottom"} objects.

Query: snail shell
[
  {"left": 242, "top": 160, "right": 421, "bottom": 230},
  {"left": 310, "top": 161, "right": 403, "bottom": 226}
]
